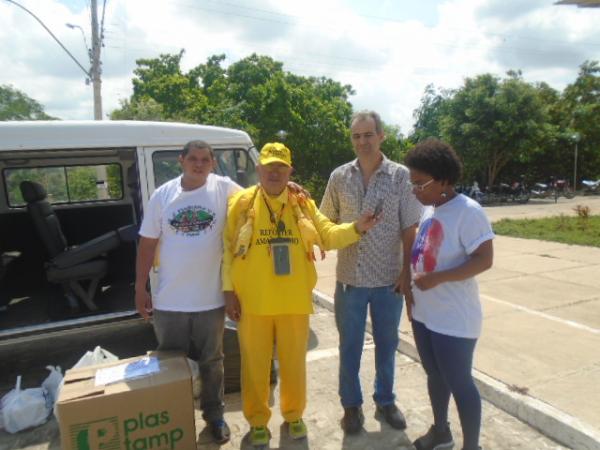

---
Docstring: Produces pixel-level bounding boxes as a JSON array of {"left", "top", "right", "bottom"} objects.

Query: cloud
[
  {"left": 1, "top": 0, "right": 598, "bottom": 130},
  {"left": 476, "top": 0, "right": 548, "bottom": 21},
  {"left": 476, "top": 1, "right": 600, "bottom": 73},
  {"left": 172, "top": 0, "right": 296, "bottom": 44}
]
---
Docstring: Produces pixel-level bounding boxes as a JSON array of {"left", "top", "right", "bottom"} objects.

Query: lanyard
[{"left": 261, "top": 190, "right": 286, "bottom": 237}]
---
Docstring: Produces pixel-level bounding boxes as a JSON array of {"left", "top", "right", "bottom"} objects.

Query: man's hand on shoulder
[{"left": 287, "top": 181, "right": 311, "bottom": 199}]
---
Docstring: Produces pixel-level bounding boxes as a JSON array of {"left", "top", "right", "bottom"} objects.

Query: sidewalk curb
[{"left": 313, "top": 289, "right": 600, "bottom": 450}]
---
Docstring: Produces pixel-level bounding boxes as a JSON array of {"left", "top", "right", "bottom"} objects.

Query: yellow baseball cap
[{"left": 259, "top": 142, "right": 292, "bottom": 167}]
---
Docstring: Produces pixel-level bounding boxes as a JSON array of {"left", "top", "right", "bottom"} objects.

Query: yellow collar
[{"left": 262, "top": 186, "right": 289, "bottom": 205}]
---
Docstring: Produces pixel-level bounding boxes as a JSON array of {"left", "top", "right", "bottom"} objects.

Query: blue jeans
[
  {"left": 334, "top": 282, "right": 403, "bottom": 407},
  {"left": 412, "top": 320, "right": 481, "bottom": 450}
]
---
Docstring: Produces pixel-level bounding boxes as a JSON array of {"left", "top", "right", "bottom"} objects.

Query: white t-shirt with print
[
  {"left": 139, "top": 174, "right": 240, "bottom": 312},
  {"left": 411, "top": 194, "right": 494, "bottom": 339}
]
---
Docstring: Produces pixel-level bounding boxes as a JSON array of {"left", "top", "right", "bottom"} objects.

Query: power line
[
  {"left": 156, "top": 0, "right": 600, "bottom": 62},
  {"left": 169, "top": 0, "right": 600, "bottom": 48},
  {"left": 101, "top": 23, "right": 599, "bottom": 75}
]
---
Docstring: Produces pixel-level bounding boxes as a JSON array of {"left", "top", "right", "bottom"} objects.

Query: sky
[{"left": 1, "top": 0, "right": 599, "bottom": 134}]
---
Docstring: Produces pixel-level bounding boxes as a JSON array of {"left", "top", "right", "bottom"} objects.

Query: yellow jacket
[{"left": 222, "top": 186, "right": 360, "bottom": 315}]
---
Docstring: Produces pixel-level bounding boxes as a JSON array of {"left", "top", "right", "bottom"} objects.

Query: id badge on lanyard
[{"left": 269, "top": 237, "right": 291, "bottom": 275}]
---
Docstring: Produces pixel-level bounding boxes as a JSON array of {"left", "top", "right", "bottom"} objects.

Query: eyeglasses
[{"left": 409, "top": 179, "right": 434, "bottom": 192}]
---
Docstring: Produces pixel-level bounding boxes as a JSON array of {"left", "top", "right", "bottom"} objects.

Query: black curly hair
[{"left": 404, "top": 138, "right": 462, "bottom": 185}]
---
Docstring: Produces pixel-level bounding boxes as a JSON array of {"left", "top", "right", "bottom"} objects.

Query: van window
[
  {"left": 152, "top": 149, "right": 257, "bottom": 187},
  {"left": 4, "top": 163, "right": 123, "bottom": 207}
]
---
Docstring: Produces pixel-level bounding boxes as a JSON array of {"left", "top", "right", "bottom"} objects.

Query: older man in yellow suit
[{"left": 222, "top": 142, "right": 379, "bottom": 447}]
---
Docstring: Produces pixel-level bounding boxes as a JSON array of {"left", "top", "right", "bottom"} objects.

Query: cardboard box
[{"left": 56, "top": 352, "right": 196, "bottom": 450}]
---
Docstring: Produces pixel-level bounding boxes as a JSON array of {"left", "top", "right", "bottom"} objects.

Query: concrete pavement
[
  {"left": 0, "top": 305, "right": 569, "bottom": 450},
  {"left": 314, "top": 195, "right": 600, "bottom": 449}
]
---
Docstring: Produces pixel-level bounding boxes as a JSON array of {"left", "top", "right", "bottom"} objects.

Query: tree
[
  {"left": 110, "top": 52, "right": 358, "bottom": 201},
  {"left": 505, "top": 82, "right": 564, "bottom": 183},
  {"left": 131, "top": 50, "right": 209, "bottom": 121},
  {"left": 110, "top": 97, "right": 166, "bottom": 121},
  {"left": 410, "top": 84, "right": 451, "bottom": 143},
  {"left": 0, "top": 85, "right": 56, "bottom": 121},
  {"left": 559, "top": 61, "right": 600, "bottom": 181},
  {"left": 440, "top": 72, "right": 548, "bottom": 186},
  {"left": 380, "top": 124, "right": 409, "bottom": 162}
]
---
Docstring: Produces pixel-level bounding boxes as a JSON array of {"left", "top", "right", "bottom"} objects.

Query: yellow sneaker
[
  {"left": 250, "top": 426, "right": 270, "bottom": 447},
  {"left": 288, "top": 419, "right": 307, "bottom": 440}
]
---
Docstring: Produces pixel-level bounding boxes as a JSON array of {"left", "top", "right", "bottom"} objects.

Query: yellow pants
[{"left": 238, "top": 314, "right": 309, "bottom": 427}]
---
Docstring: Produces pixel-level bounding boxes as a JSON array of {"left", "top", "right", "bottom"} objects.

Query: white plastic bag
[
  {"left": 41, "top": 366, "right": 63, "bottom": 406},
  {"left": 186, "top": 358, "right": 201, "bottom": 399},
  {"left": 54, "top": 347, "right": 118, "bottom": 421},
  {"left": 1, "top": 376, "right": 51, "bottom": 433},
  {"left": 72, "top": 346, "right": 118, "bottom": 369}
]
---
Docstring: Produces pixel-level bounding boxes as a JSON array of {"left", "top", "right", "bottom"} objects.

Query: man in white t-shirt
[{"left": 135, "top": 140, "right": 239, "bottom": 444}]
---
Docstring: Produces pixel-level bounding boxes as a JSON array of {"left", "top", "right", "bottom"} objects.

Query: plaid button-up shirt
[{"left": 320, "top": 156, "right": 422, "bottom": 287}]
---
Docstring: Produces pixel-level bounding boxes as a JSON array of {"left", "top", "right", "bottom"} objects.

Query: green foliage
[
  {"left": 5, "top": 164, "right": 123, "bottom": 206},
  {"left": 66, "top": 166, "right": 97, "bottom": 200},
  {"left": 131, "top": 50, "right": 208, "bottom": 121},
  {"left": 5, "top": 167, "right": 67, "bottom": 206},
  {"left": 493, "top": 214, "right": 600, "bottom": 247},
  {"left": 112, "top": 50, "right": 598, "bottom": 192},
  {"left": 110, "top": 52, "right": 363, "bottom": 184},
  {"left": 151, "top": 152, "right": 183, "bottom": 187},
  {"left": 110, "top": 97, "right": 166, "bottom": 121},
  {"left": 107, "top": 164, "right": 123, "bottom": 198},
  {"left": 558, "top": 61, "right": 600, "bottom": 184},
  {"left": 410, "top": 84, "right": 451, "bottom": 143},
  {"left": 380, "top": 124, "right": 408, "bottom": 162},
  {"left": 0, "top": 84, "right": 57, "bottom": 121},
  {"left": 294, "top": 173, "right": 329, "bottom": 205},
  {"left": 440, "top": 71, "right": 548, "bottom": 186},
  {"left": 410, "top": 62, "right": 600, "bottom": 187}
]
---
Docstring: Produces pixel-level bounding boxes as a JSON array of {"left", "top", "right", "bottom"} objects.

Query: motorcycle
[
  {"left": 553, "top": 178, "right": 575, "bottom": 201},
  {"left": 464, "top": 179, "right": 529, "bottom": 205},
  {"left": 464, "top": 182, "right": 486, "bottom": 204},
  {"left": 582, "top": 179, "right": 600, "bottom": 195},
  {"left": 531, "top": 178, "right": 575, "bottom": 202},
  {"left": 507, "top": 178, "right": 530, "bottom": 204},
  {"left": 531, "top": 182, "right": 554, "bottom": 200}
]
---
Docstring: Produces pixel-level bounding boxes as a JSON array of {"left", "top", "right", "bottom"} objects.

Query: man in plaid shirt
[{"left": 320, "top": 110, "right": 422, "bottom": 434}]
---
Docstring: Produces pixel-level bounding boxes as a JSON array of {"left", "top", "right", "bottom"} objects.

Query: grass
[{"left": 493, "top": 213, "right": 600, "bottom": 248}]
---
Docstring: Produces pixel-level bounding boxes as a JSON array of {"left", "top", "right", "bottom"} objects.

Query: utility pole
[
  {"left": 90, "top": 0, "right": 103, "bottom": 120},
  {"left": 89, "top": 0, "right": 108, "bottom": 198},
  {"left": 573, "top": 139, "right": 579, "bottom": 191}
]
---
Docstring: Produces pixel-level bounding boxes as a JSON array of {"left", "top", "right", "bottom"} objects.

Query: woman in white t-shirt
[{"left": 404, "top": 138, "right": 494, "bottom": 450}]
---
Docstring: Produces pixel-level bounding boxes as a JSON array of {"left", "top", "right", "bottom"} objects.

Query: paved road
[{"left": 315, "top": 195, "right": 600, "bottom": 432}]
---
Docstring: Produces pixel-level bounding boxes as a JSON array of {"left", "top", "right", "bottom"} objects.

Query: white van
[{"left": 0, "top": 120, "right": 258, "bottom": 342}]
